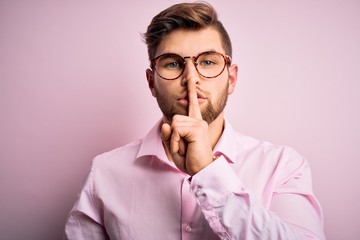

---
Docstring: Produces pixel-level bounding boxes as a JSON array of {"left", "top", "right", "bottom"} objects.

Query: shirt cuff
[{"left": 189, "top": 156, "right": 247, "bottom": 207}]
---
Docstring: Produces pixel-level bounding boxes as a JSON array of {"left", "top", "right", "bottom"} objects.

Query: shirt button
[
  {"left": 195, "top": 189, "right": 203, "bottom": 197},
  {"left": 185, "top": 225, "right": 192, "bottom": 232}
]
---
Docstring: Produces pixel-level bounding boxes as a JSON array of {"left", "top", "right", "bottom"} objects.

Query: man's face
[{"left": 146, "top": 27, "right": 237, "bottom": 124}]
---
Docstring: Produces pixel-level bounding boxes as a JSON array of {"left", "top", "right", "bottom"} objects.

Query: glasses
[{"left": 150, "top": 51, "right": 231, "bottom": 80}]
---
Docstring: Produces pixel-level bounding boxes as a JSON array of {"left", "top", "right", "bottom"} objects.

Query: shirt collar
[
  {"left": 137, "top": 118, "right": 239, "bottom": 164},
  {"left": 212, "top": 118, "right": 237, "bottom": 164},
  {"left": 137, "top": 119, "right": 168, "bottom": 163}
]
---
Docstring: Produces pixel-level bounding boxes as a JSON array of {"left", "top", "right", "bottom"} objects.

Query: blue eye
[
  {"left": 166, "top": 62, "right": 180, "bottom": 69},
  {"left": 201, "top": 60, "right": 214, "bottom": 66}
]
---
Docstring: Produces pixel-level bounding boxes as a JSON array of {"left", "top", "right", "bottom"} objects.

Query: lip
[
  {"left": 177, "top": 92, "right": 207, "bottom": 106},
  {"left": 178, "top": 90, "right": 207, "bottom": 99}
]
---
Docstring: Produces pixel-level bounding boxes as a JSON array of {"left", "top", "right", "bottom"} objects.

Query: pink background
[{"left": 1, "top": 1, "right": 359, "bottom": 239}]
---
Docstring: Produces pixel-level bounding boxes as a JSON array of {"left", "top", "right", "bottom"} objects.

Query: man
[{"left": 64, "top": 2, "right": 325, "bottom": 239}]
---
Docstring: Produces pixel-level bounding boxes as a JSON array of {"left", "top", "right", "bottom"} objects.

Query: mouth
[{"left": 177, "top": 92, "right": 207, "bottom": 106}]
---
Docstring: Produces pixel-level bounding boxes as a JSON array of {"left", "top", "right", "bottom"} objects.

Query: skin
[{"left": 146, "top": 26, "right": 238, "bottom": 176}]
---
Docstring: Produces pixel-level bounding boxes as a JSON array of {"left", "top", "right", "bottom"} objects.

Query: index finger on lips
[{"left": 187, "top": 78, "right": 202, "bottom": 120}]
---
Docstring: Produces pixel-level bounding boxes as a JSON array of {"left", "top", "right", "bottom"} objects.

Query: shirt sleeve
[
  {"left": 63, "top": 161, "right": 110, "bottom": 240},
  {"left": 189, "top": 155, "right": 326, "bottom": 240}
]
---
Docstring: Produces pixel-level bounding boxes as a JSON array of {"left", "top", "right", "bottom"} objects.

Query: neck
[{"left": 207, "top": 112, "right": 225, "bottom": 149}]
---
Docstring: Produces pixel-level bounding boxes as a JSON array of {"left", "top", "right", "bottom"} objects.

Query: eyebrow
[{"left": 156, "top": 49, "right": 220, "bottom": 58}]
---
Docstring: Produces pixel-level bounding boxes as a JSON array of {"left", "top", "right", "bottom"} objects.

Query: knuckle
[
  {"left": 171, "top": 116, "right": 180, "bottom": 126},
  {"left": 172, "top": 114, "right": 184, "bottom": 122},
  {"left": 199, "top": 120, "right": 208, "bottom": 128}
]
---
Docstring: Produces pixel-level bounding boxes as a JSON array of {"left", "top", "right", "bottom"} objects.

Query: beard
[{"left": 154, "top": 82, "right": 229, "bottom": 124}]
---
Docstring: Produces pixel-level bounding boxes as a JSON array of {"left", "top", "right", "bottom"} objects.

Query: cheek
[
  {"left": 153, "top": 81, "right": 174, "bottom": 98},
  {"left": 210, "top": 80, "right": 228, "bottom": 94}
]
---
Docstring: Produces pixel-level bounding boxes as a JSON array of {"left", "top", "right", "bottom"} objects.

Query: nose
[{"left": 181, "top": 57, "right": 199, "bottom": 86}]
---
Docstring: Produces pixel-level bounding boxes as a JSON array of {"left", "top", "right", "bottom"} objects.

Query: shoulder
[
  {"left": 91, "top": 139, "right": 143, "bottom": 171},
  {"left": 234, "top": 131, "right": 308, "bottom": 170}
]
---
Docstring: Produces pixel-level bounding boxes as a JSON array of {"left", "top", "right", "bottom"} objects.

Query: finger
[
  {"left": 170, "top": 131, "right": 188, "bottom": 173},
  {"left": 170, "top": 130, "right": 181, "bottom": 155},
  {"left": 178, "top": 138, "right": 187, "bottom": 156},
  {"left": 161, "top": 123, "right": 172, "bottom": 144},
  {"left": 187, "top": 78, "right": 202, "bottom": 119}
]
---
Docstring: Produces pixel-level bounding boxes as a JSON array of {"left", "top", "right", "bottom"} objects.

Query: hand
[{"left": 161, "top": 78, "right": 214, "bottom": 176}]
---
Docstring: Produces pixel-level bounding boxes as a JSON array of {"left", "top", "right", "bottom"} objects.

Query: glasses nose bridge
[
  {"left": 180, "top": 56, "right": 198, "bottom": 85},
  {"left": 183, "top": 55, "right": 198, "bottom": 68}
]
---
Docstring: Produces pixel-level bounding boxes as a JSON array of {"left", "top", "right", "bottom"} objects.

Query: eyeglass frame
[{"left": 150, "top": 51, "right": 232, "bottom": 80}]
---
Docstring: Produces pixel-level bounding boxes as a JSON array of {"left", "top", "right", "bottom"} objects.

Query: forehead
[{"left": 155, "top": 27, "right": 225, "bottom": 57}]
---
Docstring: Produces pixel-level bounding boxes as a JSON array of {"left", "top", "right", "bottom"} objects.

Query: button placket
[{"left": 181, "top": 177, "right": 199, "bottom": 237}]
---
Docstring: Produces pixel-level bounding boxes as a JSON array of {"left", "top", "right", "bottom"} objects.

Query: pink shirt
[{"left": 64, "top": 120, "right": 325, "bottom": 240}]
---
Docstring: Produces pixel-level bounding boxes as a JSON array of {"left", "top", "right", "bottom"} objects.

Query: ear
[
  {"left": 227, "top": 64, "right": 238, "bottom": 95},
  {"left": 146, "top": 68, "right": 156, "bottom": 97}
]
